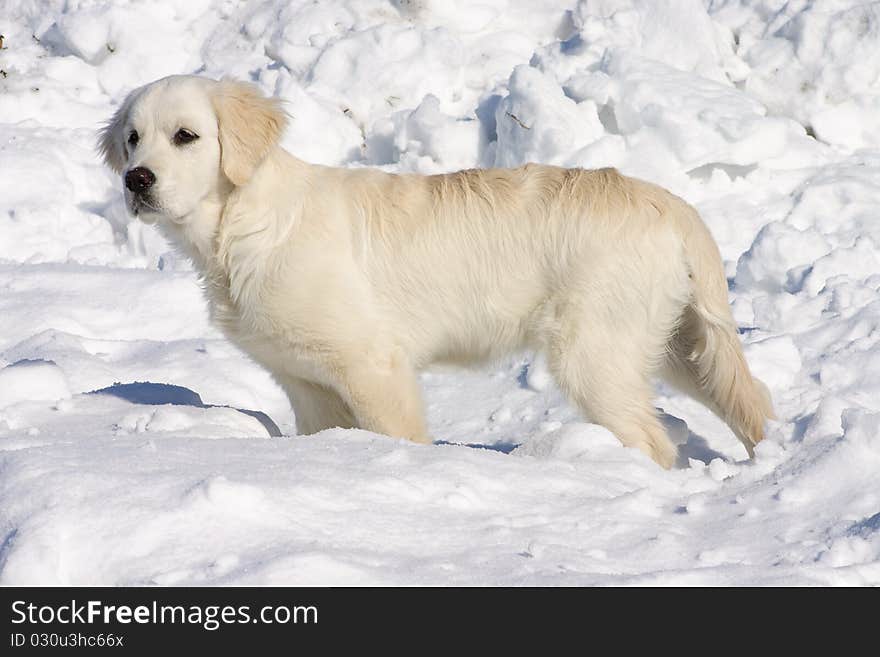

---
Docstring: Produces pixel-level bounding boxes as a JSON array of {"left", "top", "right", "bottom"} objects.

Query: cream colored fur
[{"left": 99, "top": 75, "right": 774, "bottom": 468}]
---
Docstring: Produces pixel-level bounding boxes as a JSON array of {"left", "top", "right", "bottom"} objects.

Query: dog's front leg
[
  {"left": 279, "top": 376, "right": 357, "bottom": 435},
  {"left": 330, "top": 348, "right": 431, "bottom": 445}
]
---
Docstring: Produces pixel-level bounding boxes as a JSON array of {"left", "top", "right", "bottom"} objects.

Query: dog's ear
[
  {"left": 98, "top": 88, "right": 140, "bottom": 174},
  {"left": 212, "top": 80, "right": 287, "bottom": 186}
]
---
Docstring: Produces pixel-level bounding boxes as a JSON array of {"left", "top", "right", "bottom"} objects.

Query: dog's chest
[
  {"left": 201, "top": 273, "right": 323, "bottom": 383},
  {"left": 204, "top": 273, "right": 271, "bottom": 346}
]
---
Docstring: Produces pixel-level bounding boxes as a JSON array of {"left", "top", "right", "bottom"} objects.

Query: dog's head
[{"left": 98, "top": 75, "right": 287, "bottom": 224}]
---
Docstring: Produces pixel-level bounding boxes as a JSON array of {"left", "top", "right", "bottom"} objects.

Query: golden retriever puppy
[{"left": 98, "top": 75, "right": 773, "bottom": 468}]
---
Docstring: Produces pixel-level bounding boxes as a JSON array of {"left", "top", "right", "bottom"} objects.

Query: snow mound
[{"left": 0, "top": 359, "right": 71, "bottom": 409}]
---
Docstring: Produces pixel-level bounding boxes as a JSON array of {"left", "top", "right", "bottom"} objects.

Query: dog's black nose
[{"left": 125, "top": 167, "right": 156, "bottom": 193}]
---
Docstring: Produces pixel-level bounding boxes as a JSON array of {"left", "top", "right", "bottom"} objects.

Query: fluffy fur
[{"left": 99, "top": 75, "right": 774, "bottom": 468}]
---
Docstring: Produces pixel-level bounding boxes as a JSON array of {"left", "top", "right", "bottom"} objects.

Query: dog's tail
[{"left": 665, "top": 201, "right": 774, "bottom": 457}]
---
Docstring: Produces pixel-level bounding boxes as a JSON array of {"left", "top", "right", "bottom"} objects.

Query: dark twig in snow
[{"left": 505, "top": 111, "right": 531, "bottom": 130}]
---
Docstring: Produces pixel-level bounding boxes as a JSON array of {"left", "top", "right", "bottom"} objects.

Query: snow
[
  {"left": 1, "top": 0, "right": 879, "bottom": 585},
  {"left": 0, "top": 359, "right": 70, "bottom": 409}
]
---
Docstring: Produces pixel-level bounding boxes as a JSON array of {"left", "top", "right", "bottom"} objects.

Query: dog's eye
[
  {"left": 173, "top": 129, "right": 199, "bottom": 146},
  {"left": 128, "top": 131, "right": 139, "bottom": 148}
]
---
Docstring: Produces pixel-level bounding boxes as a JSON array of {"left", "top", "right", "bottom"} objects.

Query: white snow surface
[{"left": 1, "top": 0, "right": 880, "bottom": 585}]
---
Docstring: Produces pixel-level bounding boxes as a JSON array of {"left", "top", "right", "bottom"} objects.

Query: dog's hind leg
[
  {"left": 547, "top": 325, "right": 678, "bottom": 469},
  {"left": 542, "top": 254, "right": 690, "bottom": 469}
]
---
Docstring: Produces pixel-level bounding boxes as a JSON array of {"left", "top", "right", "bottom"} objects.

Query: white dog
[{"left": 99, "top": 75, "right": 773, "bottom": 468}]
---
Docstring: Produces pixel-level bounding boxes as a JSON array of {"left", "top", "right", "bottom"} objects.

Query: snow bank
[
  {"left": 718, "top": 1, "right": 880, "bottom": 149},
  {"left": 0, "top": 360, "right": 70, "bottom": 409}
]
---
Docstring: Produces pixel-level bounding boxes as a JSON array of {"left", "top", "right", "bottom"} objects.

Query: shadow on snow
[{"left": 88, "top": 381, "right": 282, "bottom": 437}]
